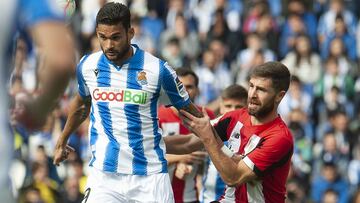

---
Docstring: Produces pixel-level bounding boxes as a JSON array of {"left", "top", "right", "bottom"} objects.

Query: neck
[{"left": 250, "top": 108, "right": 278, "bottom": 125}]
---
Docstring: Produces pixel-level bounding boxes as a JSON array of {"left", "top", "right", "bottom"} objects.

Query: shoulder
[
  {"left": 79, "top": 51, "right": 103, "bottom": 67},
  {"left": 225, "top": 108, "right": 248, "bottom": 119},
  {"left": 265, "top": 119, "right": 294, "bottom": 146},
  {"left": 217, "top": 108, "right": 248, "bottom": 124}
]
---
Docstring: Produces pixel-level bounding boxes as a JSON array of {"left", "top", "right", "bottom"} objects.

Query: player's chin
[
  {"left": 105, "top": 53, "right": 118, "bottom": 60},
  {"left": 247, "top": 107, "right": 259, "bottom": 116}
]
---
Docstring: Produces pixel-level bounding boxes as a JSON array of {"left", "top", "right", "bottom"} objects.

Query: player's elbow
[
  {"left": 222, "top": 173, "right": 251, "bottom": 187},
  {"left": 222, "top": 175, "right": 242, "bottom": 187}
]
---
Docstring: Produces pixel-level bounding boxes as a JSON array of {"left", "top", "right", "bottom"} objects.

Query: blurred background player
[
  {"left": 53, "top": 3, "right": 203, "bottom": 202},
  {"left": 0, "top": 0, "right": 75, "bottom": 202},
  {"left": 200, "top": 84, "right": 248, "bottom": 203},
  {"left": 158, "top": 68, "right": 214, "bottom": 203}
]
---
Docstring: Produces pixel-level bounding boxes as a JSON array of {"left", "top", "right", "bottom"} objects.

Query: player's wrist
[{"left": 221, "top": 145, "right": 234, "bottom": 158}]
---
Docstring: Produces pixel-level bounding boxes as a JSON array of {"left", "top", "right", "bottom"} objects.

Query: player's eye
[{"left": 111, "top": 36, "right": 120, "bottom": 40}]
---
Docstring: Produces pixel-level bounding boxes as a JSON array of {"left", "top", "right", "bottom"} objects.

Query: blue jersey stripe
[
  {"left": 97, "top": 54, "right": 120, "bottom": 172},
  {"left": 215, "top": 172, "right": 225, "bottom": 200},
  {"left": 160, "top": 61, "right": 190, "bottom": 109},
  {"left": 76, "top": 55, "right": 89, "bottom": 98},
  {"left": 89, "top": 105, "right": 98, "bottom": 166},
  {"left": 152, "top": 60, "right": 167, "bottom": 173},
  {"left": 125, "top": 49, "right": 148, "bottom": 175}
]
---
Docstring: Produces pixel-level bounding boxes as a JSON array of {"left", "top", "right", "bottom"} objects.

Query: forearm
[
  {"left": 202, "top": 137, "right": 241, "bottom": 186},
  {"left": 56, "top": 96, "right": 90, "bottom": 147},
  {"left": 31, "top": 22, "right": 76, "bottom": 118},
  {"left": 166, "top": 154, "right": 188, "bottom": 165},
  {"left": 181, "top": 102, "right": 203, "bottom": 118},
  {"left": 165, "top": 134, "right": 203, "bottom": 154},
  {"left": 201, "top": 128, "right": 252, "bottom": 186}
]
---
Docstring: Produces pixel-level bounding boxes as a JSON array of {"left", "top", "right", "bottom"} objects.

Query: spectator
[
  {"left": 281, "top": 34, "right": 322, "bottom": 87},
  {"left": 321, "top": 14, "right": 357, "bottom": 61},
  {"left": 311, "top": 161, "right": 349, "bottom": 203},
  {"left": 317, "top": 0, "right": 357, "bottom": 44}
]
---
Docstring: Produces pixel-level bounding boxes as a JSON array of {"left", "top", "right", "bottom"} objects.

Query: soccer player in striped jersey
[
  {"left": 53, "top": 3, "right": 202, "bottom": 203},
  {"left": 200, "top": 84, "right": 248, "bottom": 203},
  {"left": 0, "top": 0, "right": 75, "bottom": 202},
  {"left": 180, "top": 62, "right": 294, "bottom": 203}
]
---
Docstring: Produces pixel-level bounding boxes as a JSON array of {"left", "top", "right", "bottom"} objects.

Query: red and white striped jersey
[{"left": 213, "top": 108, "right": 294, "bottom": 203}]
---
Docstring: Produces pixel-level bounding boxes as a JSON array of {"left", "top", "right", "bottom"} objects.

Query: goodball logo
[{"left": 92, "top": 87, "right": 148, "bottom": 105}]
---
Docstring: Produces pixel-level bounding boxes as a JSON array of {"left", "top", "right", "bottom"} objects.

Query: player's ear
[
  {"left": 128, "top": 27, "right": 135, "bottom": 40},
  {"left": 275, "top": 90, "right": 286, "bottom": 103}
]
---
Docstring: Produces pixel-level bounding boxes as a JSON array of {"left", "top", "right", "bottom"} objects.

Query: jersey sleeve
[
  {"left": 77, "top": 55, "right": 90, "bottom": 99},
  {"left": 160, "top": 61, "right": 190, "bottom": 109},
  {"left": 243, "top": 130, "right": 293, "bottom": 177},
  {"left": 212, "top": 112, "right": 233, "bottom": 141},
  {"left": 19, "top": 0, "right": 64, "bottom": 28}
]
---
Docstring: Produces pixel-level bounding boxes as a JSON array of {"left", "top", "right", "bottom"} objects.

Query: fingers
[
  {"left": 53, "top": 145, "right": 75, "bottom": 166},
  {"left": 201, "top": 107, "right": 209, "bottom": 117},
  {"left": 179, "top": 109, "right": 195, "bottom": 120},
  {"left": 66, "top": 145, "right": 75, "bottom": 152}
]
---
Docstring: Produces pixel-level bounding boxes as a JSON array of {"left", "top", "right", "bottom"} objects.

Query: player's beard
[
  {"left": 248, "top": 96, "right": 275, "bottom": 118},
  {"left": 104, "top": 37, "right": 131, "bottom": 63}
]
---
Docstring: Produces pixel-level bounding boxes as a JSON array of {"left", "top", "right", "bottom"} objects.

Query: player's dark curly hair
[
  {"left": 249, "top": 61, "right": 291, "bottom": 92},
  {"left": 96, "top": 2, "right": 131, "bottom": 29}
]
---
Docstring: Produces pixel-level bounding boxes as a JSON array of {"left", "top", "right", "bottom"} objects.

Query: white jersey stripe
[
  {"left": 96, "top": 54, "right": 120, "bottom": 172},
  {"left": 125, "top": 48, "right": 147, "bottom": 175}
]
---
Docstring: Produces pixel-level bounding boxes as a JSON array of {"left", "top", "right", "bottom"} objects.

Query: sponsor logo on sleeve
[
  {"left": 175, "top": 77, "right": 187, "bottom": 97},
  {"left": 92, "top": 87, "right": 148, "bottom": 105}
]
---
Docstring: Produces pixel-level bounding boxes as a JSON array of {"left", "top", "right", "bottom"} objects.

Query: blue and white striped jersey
[
  {"left": 77, "top": 44, "right": 190, "bottom": 175},
  {"left": 200, "top": 157, "right": 226, "bottom": 203}
]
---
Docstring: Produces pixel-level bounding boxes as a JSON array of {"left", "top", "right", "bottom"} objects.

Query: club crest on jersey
[
  {"left": 137, "top": 71, "right": 148, "bottom": 85},
  {"left": 94, "top": 68, "right": 99, "bottom": 77},
  {"left": 175, "top": 77, "right": 187, "bottom": 97}
]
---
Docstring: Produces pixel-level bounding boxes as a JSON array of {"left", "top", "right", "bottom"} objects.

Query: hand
[
  {"left": 53, "top": 145, "right": 75, "bottom": 166},
  {"left": 11, "top": 92, "right": 47, "bottom": 130},
  {"left": 175, "top": 162, "right": 193, "bottom": 180},
  {"left": 181, "top": 151, "right": 207, "bottom": 165},
  {"left": 179, "top": 107, "right": 213, "bottom": 140}
]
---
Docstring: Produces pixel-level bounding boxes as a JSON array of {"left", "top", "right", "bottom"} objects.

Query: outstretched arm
[
  {"left": 164, "top": 134, "right": 203, "bottom": 154},
  {"left": 14, "top": 22, "right": 76, "bottom": 130},
  {"left": 53, "top": 93, "right": 91, "bottom": 165},
  {"left": 180, "top": 108, "right": 257, "bottom": 186}
]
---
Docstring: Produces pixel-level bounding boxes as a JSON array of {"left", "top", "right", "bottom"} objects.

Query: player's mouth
[
  {"left": 106, "top": 52, "right": 117, "bottom": 57},
  {"left": 249, "top": 101, "right": 261, "bottom": 108}
]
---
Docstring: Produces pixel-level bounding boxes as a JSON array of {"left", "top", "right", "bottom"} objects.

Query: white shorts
[{"left": 82, "top": 167, "right": 174, "bottom": 203}]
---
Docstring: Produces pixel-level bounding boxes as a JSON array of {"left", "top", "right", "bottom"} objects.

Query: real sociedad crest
[{"left": 137, "top": 71, "right": 148, "bottom": 85}]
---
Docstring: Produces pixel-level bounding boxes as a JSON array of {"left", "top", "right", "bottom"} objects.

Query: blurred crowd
[{"left": 9, "top": 0, "right": 360, "bottom": 202}]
